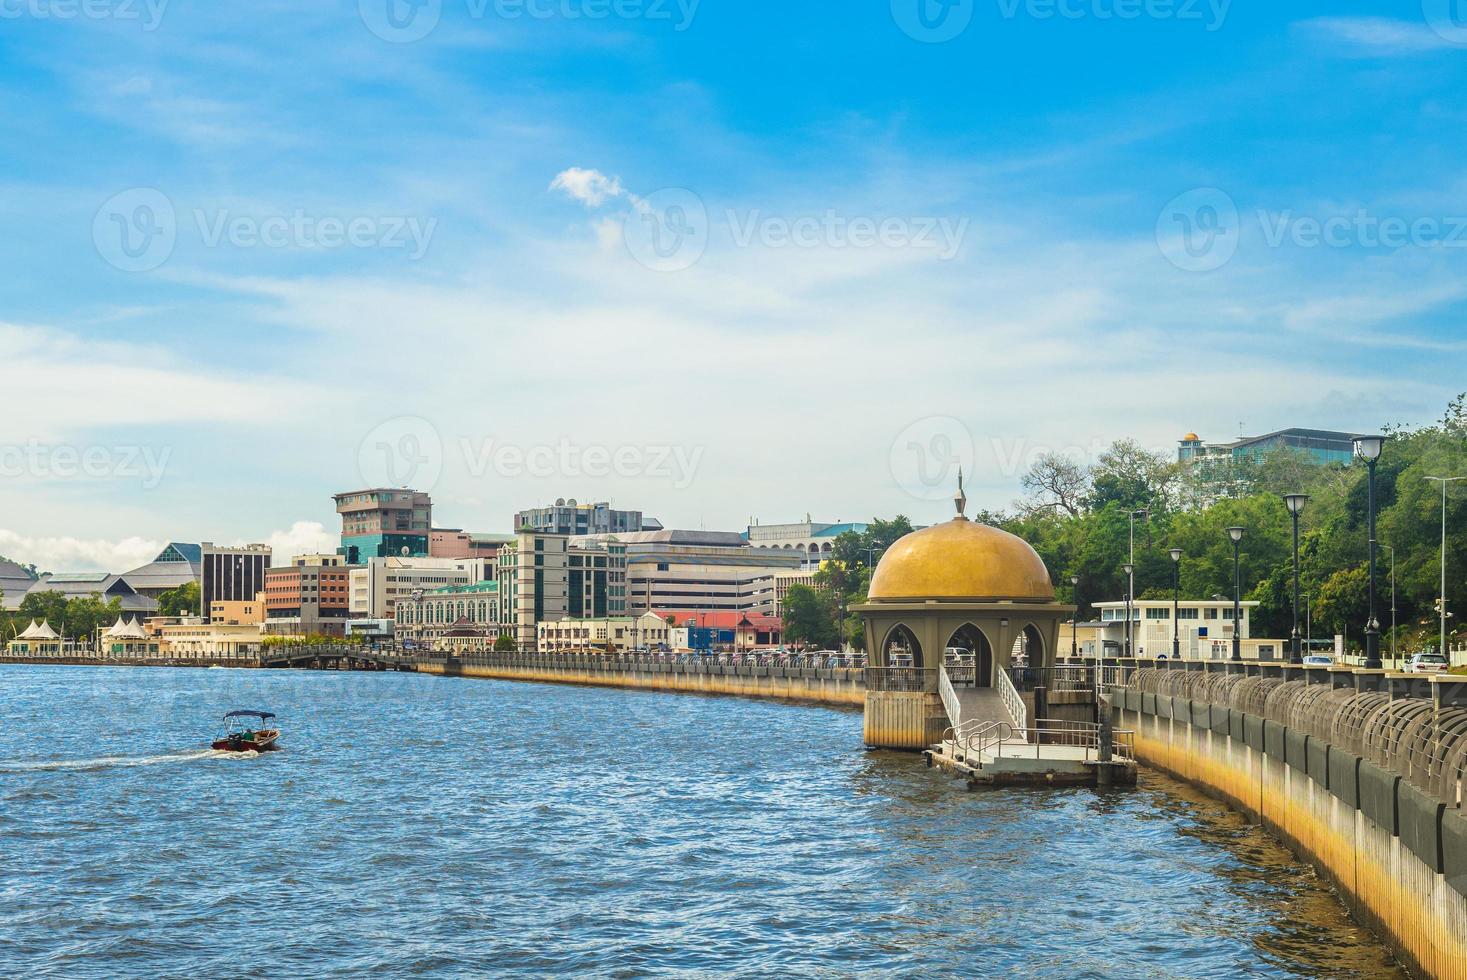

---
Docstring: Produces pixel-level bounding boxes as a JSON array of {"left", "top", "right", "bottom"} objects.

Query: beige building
[
  {"left": 537, "top": 612, "right": 672, "bottom": 653},
  {"left": 772, "top": 569, "right": 821, "bottom": 614},
  {"left": 154, "top": 622, "right": 265, "bottom": 660},
  {"left": 395, "top": 580, "right": 505, "bottom": 650},
  {"left": 587, "top": 530, "right": 803, "bottom": 616},
  {"left": 209, "top": 599, "right": 266, "bottom": 625},
  {"left": 348, "top": 556, "right": 493, "bottom": 620},
  {"left": 1088, "top": 599, "right": 1270, "bottom": 660}
]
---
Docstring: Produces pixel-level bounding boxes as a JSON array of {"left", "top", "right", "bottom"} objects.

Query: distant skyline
[{"left": 3, "top": 4, "right": 1466, "bottom": 571}]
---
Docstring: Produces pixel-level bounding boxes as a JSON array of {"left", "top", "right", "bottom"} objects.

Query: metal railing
[
  {"left": 865, "top": 666, "right": 935, "bottom": 692},
  {"left": 954, "top": 719, "right": 1135, "bottom": 765},
  {"left": 949, "top": 720, "right": 1014, "bottom": 763},
  {"left": 997, "top": 665, "right": 1028, "bottom": 734},
  {"left": 1050, "top": 665, "right": 1095, "bottom": 692},
  {"left": 938, "top": 665, "right": 963, "bottom": 728}
]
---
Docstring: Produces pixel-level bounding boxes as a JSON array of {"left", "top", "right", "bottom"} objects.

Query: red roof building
[{"left": 655, "top": 610, "right": 783, "bottom": 649}]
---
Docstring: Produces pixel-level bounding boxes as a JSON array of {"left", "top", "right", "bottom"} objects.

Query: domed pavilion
[{"left": 855, "top": 476, "right": 1074, "bottom": 750}]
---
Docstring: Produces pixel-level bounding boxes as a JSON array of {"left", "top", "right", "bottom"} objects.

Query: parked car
[
  {"left": 1302, "top": 655, "right": 1334, "bottom": 666},
  {"left": 1404, "top": 652, "right": 1450, "bottom": 673}
]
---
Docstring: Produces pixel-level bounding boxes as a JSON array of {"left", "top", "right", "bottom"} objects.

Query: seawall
[
  {"left": 1116, "top": 666, "right": 1467, "bottom": 979},
  {"left": 417, "top": 653, "right": 866, "bottom": 708}
]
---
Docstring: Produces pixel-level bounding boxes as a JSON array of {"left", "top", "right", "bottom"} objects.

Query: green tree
[
  {"left": 493, "top": 633, "right": 516, "bottom": 652},
  {"left": 782, "top": 584, "right": 838, "bottom": 649},
  {"left": 156, "top": 581, "right": 201, "bottom": 617}
]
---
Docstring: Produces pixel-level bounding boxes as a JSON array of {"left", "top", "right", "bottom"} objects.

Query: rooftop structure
[
  {"left": 514, "top": 499, "right": 659, "bottom": 536},
  {"left": 0, "top": 557, "right": 39, "bottom": 610},
  {"left": 745, "top": 517, "right": 871, "bottom": 568},
  {"left": 1179, "top": 428, "right": 1361, "bottom": 467},
  {"left": 334, "top": 488, "right": 433, "bottom": 563},
  {"left": 119, "top": 542, "right": 202, "bottom": 598},
  {"left": 22, "top": 572, "right": 156, "bottom": 614}
]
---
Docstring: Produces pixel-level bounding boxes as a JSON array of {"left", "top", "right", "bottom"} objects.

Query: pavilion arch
[
  {"left": 943, "top": 622, "right": 994, "bottom": 688},
  {"left": 881, "top": 623, "right": 924, "bottom": 669},
  {"left": 1016, "top": 623, "right": 1047, "bottom": 671}
]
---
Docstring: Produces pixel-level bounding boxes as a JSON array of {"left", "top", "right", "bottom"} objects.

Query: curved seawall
[
  {"left": 416, "top": 653, "right": 866, "bottom": 707},
  {"left": 1115, "top": 663, "right": 1467, "bottom": 979}
]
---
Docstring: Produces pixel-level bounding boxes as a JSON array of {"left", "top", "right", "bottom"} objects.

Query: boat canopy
[{"left": 223, "top": 710, "right": 276, "bottom": 720}]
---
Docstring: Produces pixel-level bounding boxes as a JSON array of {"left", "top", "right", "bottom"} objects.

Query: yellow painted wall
[
  {"left": 416, "top": 660, "right": 865, "bottom": 707},
  {"left": 1121, "top": 707, "right": 1467, "bottom": 980}
]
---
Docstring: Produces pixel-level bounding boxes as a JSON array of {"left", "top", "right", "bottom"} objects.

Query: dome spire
[{"left": 954, "top": 468, "right": 968, "bottom": 521}]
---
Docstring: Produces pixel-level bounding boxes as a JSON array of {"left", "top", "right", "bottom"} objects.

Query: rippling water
[{"left": 0, "top": 665, "right": 1404, "bottom": 978}]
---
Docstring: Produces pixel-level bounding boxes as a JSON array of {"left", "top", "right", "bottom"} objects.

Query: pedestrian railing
[{"left": 864, "top": 666, "right": 935, "bottom": 692}]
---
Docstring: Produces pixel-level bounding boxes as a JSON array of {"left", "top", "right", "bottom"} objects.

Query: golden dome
[{"left": 868, "top": 517, "right": 1054, "bottom": 602}]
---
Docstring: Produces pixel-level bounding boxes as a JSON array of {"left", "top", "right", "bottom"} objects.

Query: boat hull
[{"left": 211, "top": 730, "right": 279, "bottom": 752}]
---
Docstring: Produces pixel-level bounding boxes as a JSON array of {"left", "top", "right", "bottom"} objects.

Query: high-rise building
[
  {"left": 333, "top": 488, "right": 433, "bottom": 563},
  {"left": 590, "top": 529, "right": 806, "bottom": 615},
  {"left": 263, "top": 554, "right": 353, "bottom": 636},
  {"left": 496, "top": 531, "right": 627, "bottom": 649},
  {"left": 199, "top": 543, "right": 271, "bottom": 616},
  {"left": 514, "top": 498, "right": 658, "bottom": 536}
]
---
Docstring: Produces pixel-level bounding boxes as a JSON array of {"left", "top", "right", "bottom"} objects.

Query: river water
[{"left": 0, "top": 666, "right": 1404, "bottom": 978}]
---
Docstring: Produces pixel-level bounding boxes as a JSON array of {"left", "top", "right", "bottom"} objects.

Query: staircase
[{"left": 952, "top": 687, "right": 1021, "bottom": 732}]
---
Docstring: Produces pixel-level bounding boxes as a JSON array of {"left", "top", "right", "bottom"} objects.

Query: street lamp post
[
  {"left": 1227, "top": 527, "right": 1245, "bottom": 661},
  {"left": 1121, "top": 562, "right": 1135, "bottom": 659},
  {"left": 1385, "top": 544, "right": 1397, "bottom": 667},
  {"left": 1354, "top": 435, "right": 1387, "bottom": 670},
  {"left": 1169, "top": 549, "right": 1183, "bottom": 659},
  {"left": 1284, "top": 494, "right": 1309, "bottom": 664},
  {"left": 1070, "top": 574, "right": 1080, "bottom": 660},
  {"left": 1426, "top": 476, "right": 1465, "bottom": 660}
]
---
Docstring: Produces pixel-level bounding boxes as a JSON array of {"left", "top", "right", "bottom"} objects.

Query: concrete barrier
[
  {"left": 1118, "top": 683, "right": 1467, "bottom": 979},
  {"left": 416, "top": 655, "right": 866, "bottom": 708}
]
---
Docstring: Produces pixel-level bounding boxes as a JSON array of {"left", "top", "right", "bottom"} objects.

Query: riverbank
[
  {"left": 419, "top": 653, "right": 866, "bottom": 707},
  {"left": 1115, "top": 674, "right": 1467, "bottom": 980}
]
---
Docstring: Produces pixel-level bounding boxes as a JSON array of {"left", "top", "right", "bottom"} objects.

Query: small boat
[{"left": 211, "top": 710, "right": 280, "bottom": 752}]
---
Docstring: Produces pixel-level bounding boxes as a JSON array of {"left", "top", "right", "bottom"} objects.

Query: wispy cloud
[{"left": 1297, "top": 17, "right": 1459, "bottom": 57}]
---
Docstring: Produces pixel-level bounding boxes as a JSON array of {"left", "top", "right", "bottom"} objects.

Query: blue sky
[{"left": 2, "top": 1, "right": 1466, "bottom": 570}]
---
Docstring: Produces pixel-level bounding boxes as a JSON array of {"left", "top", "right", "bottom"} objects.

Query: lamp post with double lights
[
  {"left": 1283, "top": 494, "right": 1309, "bottom": 664},
  {"left": 1169, "top": 548, "right": 1183, "bottom": 660},
  {"left": 1425, "top": 476, "right": 1465, "bottom": 660},
  {"left": 1227, "top": 527, "right": 1245, "bottom": 661},
  {"left": 1353, "top": 435, "right": 1387, "bottom": 670}
]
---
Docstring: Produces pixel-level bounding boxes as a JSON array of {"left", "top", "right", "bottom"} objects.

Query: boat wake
[{"left": 0, "top": 749, "right": 256, "bottom": 773}]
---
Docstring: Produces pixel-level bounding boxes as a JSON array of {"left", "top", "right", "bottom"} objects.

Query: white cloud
[
  {"left": 260, "top": 521, "right": 338, "bottom": 565},
  {"left": 0, "top": 322, "right": 299, "bottom": 443},
  {"left": 549, "top": 167, "right": 626, "bottom": 208},
  {"left": 0, "top": 530, "right": 160, "bottom": 575},
  {"left": 1297, "top": 17, "right": 1458, "bottom": 56}
]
